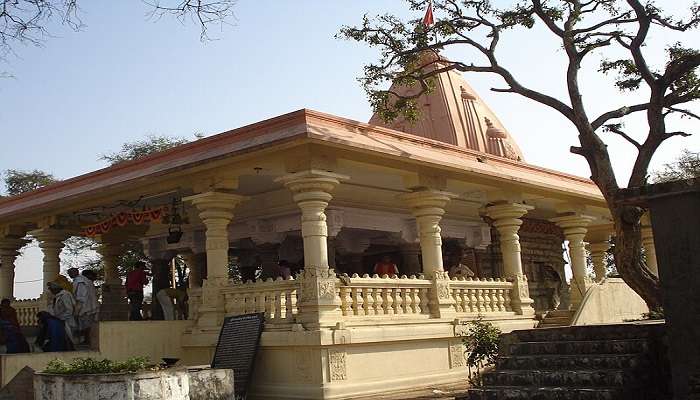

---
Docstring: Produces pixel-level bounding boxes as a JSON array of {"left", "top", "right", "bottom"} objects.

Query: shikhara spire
[{"left": 368, "top": 53, "right": 524, "bottom": 161}]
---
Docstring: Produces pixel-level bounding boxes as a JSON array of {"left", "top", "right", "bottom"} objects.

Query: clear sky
[{"left": 1, "top": 1, "right": 698, "bottom": 299}]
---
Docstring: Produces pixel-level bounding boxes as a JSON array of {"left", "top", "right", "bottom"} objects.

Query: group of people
[
  {"left": 0, "top": 267, "right": 99, "bottom": 354},
  {"left": 372, "top": 253, "right": 475, "bottom": 278},
  {"left": 37, "top": 268, "right": 99, "bottom": 352},
  {"left": 126, "top": 261, "right": 188, "bottom": 321}
]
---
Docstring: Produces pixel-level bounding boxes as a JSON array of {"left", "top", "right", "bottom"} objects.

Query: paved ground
[{"left": 349, "top": 382, "right": 470, "bottom": 399}]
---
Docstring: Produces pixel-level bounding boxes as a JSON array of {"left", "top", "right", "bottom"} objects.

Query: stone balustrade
[
  {"left": 186, "top": 273, "right": 520, "bottom": 328},
  {"left": 448, "top": 277, "right": 515, "bottom": 315},
  {"left": 338, "top": 274, "right": 432, "bottom": 319},
  {"left": 221, "top": 277, "right": 299, "bottom": 325},
  {"left": 13, "top": 298, "right": 40, "bottom": 326}
]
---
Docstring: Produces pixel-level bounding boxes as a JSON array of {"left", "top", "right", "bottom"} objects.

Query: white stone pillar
[
  {"left": 552, "top": 214, "right": 595, "bottom": 309},
  {"left": 401, "top": 189, "right": 456, "bottom": 318},
  {"left": 0, "top": 238, "right": 27, "bottom": 300},
  {"left": 588, "top": 241, "right": 611, "bottom": 283},
  {"left": 31, "top": 229, "right": 70, "bottom": 295},
  {"left": 401, "top": 189, "right": 455, "bottom": 277},
  {"left": 485, "top": 203, "right": 535, "bottom": 316},
  {"left": 276, "top": 170, "right": 348, "bottom": 328},
  {"left": 95, "top": 242, "right": 129, "bottom": 321},
  {"left": 641, "top": 214, "right": 658, "bottom": 276},
  {"left": 97, "top": 243, "right": 122, "bottom": 285},
  {"left": 184, "top": 191, "right": 246, "bottom": 329}
]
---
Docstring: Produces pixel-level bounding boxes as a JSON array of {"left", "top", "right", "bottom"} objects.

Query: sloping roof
[{"left": 0, "top": 109, "right": 604, "bottom": 223}]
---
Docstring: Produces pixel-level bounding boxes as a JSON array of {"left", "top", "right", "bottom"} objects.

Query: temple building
[{"left": 0, "top": 63, "right": 652, "bottom": 398}]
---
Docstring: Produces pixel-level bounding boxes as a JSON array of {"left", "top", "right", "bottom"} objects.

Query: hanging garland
[{"left": 81, "top": 206, "right": 168, "bottom": 237}]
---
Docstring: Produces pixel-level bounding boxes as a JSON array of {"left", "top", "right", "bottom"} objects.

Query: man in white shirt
[
  {"left": 68, "top": 268, "right": 99, "bottom": 344},
  {"left": 47, "top": 281, "right": 78, "bottom": 346}
]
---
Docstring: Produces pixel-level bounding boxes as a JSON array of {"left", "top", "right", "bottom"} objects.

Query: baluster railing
[
  {"left": 449, "top": 278, "right": 516, "bottom": 317},
  {"left": 222, "top": 276, "right": 299, "bottom": 325}
]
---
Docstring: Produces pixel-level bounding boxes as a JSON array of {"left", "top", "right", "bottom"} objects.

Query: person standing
[
  {"left": 278, "top": 260, "right": 292, "bottom": 280},
  {"left": 373, "top": 255, "right": 399, "bottom": 277},
  {"left": 47, "top": 282, "right": 78, "bottom": 346},
  {"left": 68, "top": 268, "right": 99, "bottom": 344},
  {"left": 0, "top": 299, "right": 20, "bottom": 328},
  {"left": 125, "top": 262, "right": 149, "bottom": 321},
  {"left": 156, "top": 287, "right": 187, "bottom": 320}
]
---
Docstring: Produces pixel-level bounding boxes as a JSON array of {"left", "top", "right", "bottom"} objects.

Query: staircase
[
  {"left": 466, "top": 323, "right": 669, "bottom": 400},
  {"left": 537, "top": 309, "right": 574, "bottom": 328}
]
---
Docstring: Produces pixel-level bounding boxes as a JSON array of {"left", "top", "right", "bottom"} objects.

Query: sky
[{"left": 1, "top": 0, "right": 698, "bottom": 299}]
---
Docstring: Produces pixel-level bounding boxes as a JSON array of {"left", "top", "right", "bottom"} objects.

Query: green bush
[
  {"left": 643, "top": 307, "right": 665, "bottom": 320},
  {"left": 44, "top": 357, "right": 157, "bottom": 375},
  {"left": 460, "top": 317, "right": 502, "bottom": 386}
]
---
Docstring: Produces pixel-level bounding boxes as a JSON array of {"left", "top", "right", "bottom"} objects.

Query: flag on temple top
[{"left": 422, "top": 0, "right": 435, "bottom": 27}]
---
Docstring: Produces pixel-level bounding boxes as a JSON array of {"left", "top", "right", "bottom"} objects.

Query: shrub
[
  {"left": 460, "top": 317, "right": 502, "bottom": 386},
  {"left": 643, "top": 308, "right": 665, "bottom": 320},
  {"left": 44, "top": 357, "right": 157, "bottom": 375}
]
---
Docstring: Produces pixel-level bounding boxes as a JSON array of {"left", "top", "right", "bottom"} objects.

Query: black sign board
[{"left": 211, "top": 313, "right": 265, "bottom": 399}]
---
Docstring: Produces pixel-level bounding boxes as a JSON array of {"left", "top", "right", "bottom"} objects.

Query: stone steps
[
  {"left": 482, "top": 369, "right": 639, "bottom": 387},
  {"left": 537, "top": 310, "right": 573, "bottom": 328},
  {"left": 496, "top": 353, "right": 646, "bottom": 370},
  {"left": 462, "top": 324, "right": 668, "bottom": 400},
  {"left": 519, "top": 323, "right": 659, "bottom": 342},
  {"left": 505, "top": 339, "right": 649, "bottom": 356},
  {"left": 467, "top": 387, "right": 626, "bottom": 400}
]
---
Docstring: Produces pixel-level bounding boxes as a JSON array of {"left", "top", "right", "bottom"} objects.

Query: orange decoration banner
[{"left": 81, "top": 206, "right": 167, "bottom": 237}]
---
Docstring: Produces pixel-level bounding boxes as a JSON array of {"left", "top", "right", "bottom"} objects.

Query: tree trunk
[{"left": 609, "top": 202, "right": 662, "bottom": 310}]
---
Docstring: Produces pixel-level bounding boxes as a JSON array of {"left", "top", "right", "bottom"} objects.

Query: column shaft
[
  {"left": 588, "top": 242, "right": 611, "bottom": 282},
  {"left": 184, "top": 191, "right": 246, "bottom": 329},
  {"left": 277, "top": 170, "right": 347, "bottom": 328},
  {"left": 552, "top": 215, "right": 595, "bottom": 309},
  {"left": 0, "top": 238, "right": 25, "bottom": 300},
  {"left": 97, "top": 243, "right": 122, "bottom": 285},
  {"left": 401, "top": 190, "right": 454, "bottom": 277},
  {"left": 486, "top": 203, "right": 533, "bottom": 278},
  {"left": 486, "top": 203, "right": 535, "bottom": 316},
  {"left": 641, "top": 214, "right": 658, "bottom": 276},
  {"left": 31, "top": 229, "right": 70, "bottom": 295},
  {"left": 402, "top": 189, "right": 456, "bottom": 318}
]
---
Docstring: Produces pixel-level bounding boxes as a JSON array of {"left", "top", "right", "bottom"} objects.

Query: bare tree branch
[{"left": 604, "top": 123, "right": 642, "bottom": 149}]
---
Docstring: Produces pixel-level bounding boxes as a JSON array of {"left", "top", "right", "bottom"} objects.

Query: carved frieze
[
  {"left": 295, "top": 349, "right": 313, "bottom": 383},
  {"left": 449, "top": 341, "right": 466, "bottom": 368},
  {"left": 328, "top": 350, "right": 347, "bottom": 381}
]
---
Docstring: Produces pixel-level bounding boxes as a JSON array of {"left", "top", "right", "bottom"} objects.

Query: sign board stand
[{"left": 211, "top": 313, "right": 265, "bottom": 400}]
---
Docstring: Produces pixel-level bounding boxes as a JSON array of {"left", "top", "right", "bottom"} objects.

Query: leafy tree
[
  {"left": 3, "top": 169, "right": 57, "bottom": 196},
  {"left": 100, "top": 134, "right": 202, "bottom": 166},
  {"left": 340, "top": 0, "right": 700, "bottom": 310},
  {"left": 652, "top": 149, "right": 700, "bottom": 183}
]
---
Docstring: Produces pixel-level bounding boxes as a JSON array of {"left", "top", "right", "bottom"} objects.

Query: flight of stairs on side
[
  {"left": 537, "top": 309, "right": 574, "bottom": 328},
  {"left": 466, "top": 323, "right": 669, "bottom": 400}
]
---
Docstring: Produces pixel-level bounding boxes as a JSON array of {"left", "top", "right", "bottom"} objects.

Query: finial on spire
[
  {"left": 460, "top": 86, "right": 477, "bottom": 100},
  {"left": 485, "top": 118, "right": 507, "bottom": 138}
]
